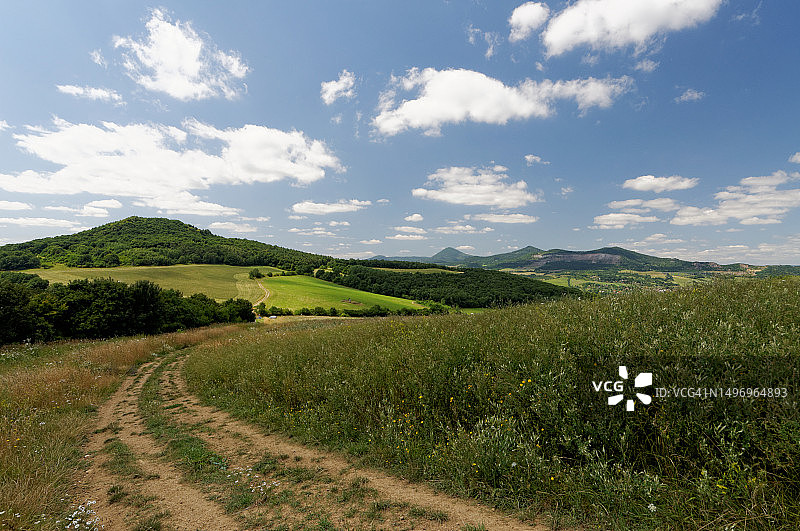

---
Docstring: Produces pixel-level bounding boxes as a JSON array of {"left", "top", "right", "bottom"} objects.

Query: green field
[
  {"left": 184, "top": 278, "right": 800, "bottom": 529},
  {"left": 25, "top": 264, "right": 423, "bottom": 310},
  {"left": 258, "top": 274, "right": 424, "bottom": 310}
]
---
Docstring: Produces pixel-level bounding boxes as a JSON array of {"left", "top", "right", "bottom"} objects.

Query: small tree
[{"left": 249, "top": 268, "right": 264, "bottom": 279}]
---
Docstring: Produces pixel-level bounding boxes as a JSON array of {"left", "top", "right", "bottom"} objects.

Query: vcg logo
[{"left": 592, "top": 365, "right": 653, "bottom": 412}]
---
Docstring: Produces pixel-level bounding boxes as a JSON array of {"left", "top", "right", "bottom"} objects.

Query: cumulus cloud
[
  {"left": 288, "top": 227, "right": 336, "bottom": 237},
  {"left": 608, "top": 198, "right": 680, "bottom": 212},
  {"left": 508, "top": 2, "right": 550, "bottom": 43},
  {"left": 393, "top": 226, "right": 427, "bottom": 234},
  {"left": 386, "top": 233, "right": 427, "bottom": 241},
  {"left": 465, "top": 213, "right": 539, "bottom": 224},
  {"left": 637, "top": 233, "right": 684, "bottom": 244},
  {"left": 542, "top": 0, "right": 723, "bottom": 57},
  {"left": 0, "top": 201, "right": 32, "bottom": 211},
  {"left": 590, "top": 212, "right": 660, "bottom": 229},
  {"left": 208, "top": 221, "right": 257, "bottom": 233},
  {"left": 57, "top": 85, "right": 124, "bottom": 105},
  {"left": 455, "top": 245, "right": 475, "bottom": 251},
  {"left": 291, "top": 199, "right": 370, "bottom": 215},
  {"left": 0, "top": 120, "right": 10, "bottom": 132},
  {"left": 433, "top": 224, "right": 493, "bottom": 234},
  {"left": 359, "top": 239, "right": 382, "bottom": 245},
  {"left": 634, "top": 59, "right": 659, "bottom": 72},
  {"left": 412, "top": 165, "right": 542, "bottom": 209},
  {"left": 0, "top": 217, "right": 82, "bottom": 228},
  {"left": 671, "top": 170, "right": 800, "bottom": 226},
  {"left": 789, "top": 152, "right": 800, "bottom": 164},
  {"left": 45, "top": 199, "right": 123, "bottom": 217},
  {"left": 524, "top": 154, "right": 550, "bottom": 165},
  {"left": 320, "top": 70, "right": 356, "bottom": 105},
  {"left": 623, "top": 175, "right": 698, "bottom": 193},
  {"left": 113, "top": 8, "right": 249, "bottom": 101},
  {"left": 0, "top": 117, "right": 341, "bottom": 216},
  {"left": 90, "top": 49, "right": 107, "bottom": 68},
  {"left": 675, "top": 88, "right": 706, "bottom": 103},
  {"left": 329, "top": 221, "right": 350, "bottom": 227},
  {"left": 404, "top": 213, "right": 424, "bottom": 222},
  {"left": 373, "top": 68, "right": 632, "bottom": 136}
]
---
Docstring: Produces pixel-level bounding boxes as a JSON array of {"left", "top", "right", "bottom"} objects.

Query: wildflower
[{"left": 648, "top": 503, "right": 656, "bottom": 513}]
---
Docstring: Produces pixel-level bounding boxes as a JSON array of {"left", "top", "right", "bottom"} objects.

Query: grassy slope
[
  {"left": 184, "top": 278, "right": 800, "bottom": 529},
  {"left": 260, "top": 275, "right": 424, "bottom": 310},
  {"left": 25, "top": 264, "right": 422, "bottom": 310}
]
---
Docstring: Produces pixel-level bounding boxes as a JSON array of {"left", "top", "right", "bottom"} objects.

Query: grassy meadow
[
  {"left": 184, "top": 277, "right": 800, "bottom": 529},
  {"left": 258, "top": 274, "right": 424, "bottom": 311},
  {"left": 0, "top": 325, "right": 242, "bottom": 529},
  {"left": 24, "top": 264, "right": 423, "bottom": 310}
]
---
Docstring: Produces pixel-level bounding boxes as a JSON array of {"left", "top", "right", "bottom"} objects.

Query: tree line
[
  {"left": 315, "top": 265, "right": 579, "bottom": 307},
  {"left": 0, "top": 272, "right": 254, "bottom": 345}
]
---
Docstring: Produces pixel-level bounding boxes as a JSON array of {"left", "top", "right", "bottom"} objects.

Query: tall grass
[
  {"left": 185, "top": 278, "right": 800, "bottom": 529},
  {"left": 0, "top": 325, "right": 241, "bottom": 529}
]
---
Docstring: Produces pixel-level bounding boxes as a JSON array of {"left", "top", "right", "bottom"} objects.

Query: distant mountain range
[{"left": 375, "top": 246, "right": 750, "bottom": 272}]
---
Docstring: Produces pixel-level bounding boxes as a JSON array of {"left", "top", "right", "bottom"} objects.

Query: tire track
[
  {"left": 77, "top": 357, "right": 240, "bottom": 530},
  {"left": 164, "top": 355, "right": 546, "bottom": 531}
]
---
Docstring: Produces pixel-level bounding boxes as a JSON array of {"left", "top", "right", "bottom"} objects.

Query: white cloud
[
  {"left": 0, "top": 117, "right": 341, "bottom": 217},
  {"left": 467, "top": 26, "right": 501, "bottom": 59},
  {"left": 320, "top": 70, "right": 356, "bottom": 105},
  {"left": 393, "top": 226, "right": 427, "bottom": 234},
  {"left": 373, "top": 68, "right": 632, "bottom": 136},
  {"left": 637, "top": 233, "right": 684, "bottom": 244},
  {"left": 675, "top": 88, "right": 706, "bottom": 103},
  {"left": 671, "top": 170, "right": 800, "bottom": 226},
  {"left": 291, "top": 199, "right": 370, "bottom": 215},
  {"left": 433, "top": 224, "right": 493, "bottom": 234},
  {"left": 329, "top": 221, "right": 350, "bottom": 227},
  {"left": 288, "top": 215, "right": 307, "bottom": 220},
  {"left": 524, "top": 153, "right": 550, "bottom": 165},
  {"left": 386, "top": 233, "right": 427, "bottom": 240},
  {"left": 608, "top": 198, "right": 680, "bottom": 212},
  {"left": 466, "top": 213, "right": 539, "bottom": 224},
  {"left": 113, "top": 8, "right": 249, "bottom": 101},
  {"left": 404, "top": 213, "right": 424, "bottom": 222},
  {"left": 560, "top": 186, "right": 574, "bottom": 197},
  {"left": 90, "top": 49, "right": 107, "bottom": 68},
  {"left": 634, "top": 59, "right": 659, "bottom": 72},
  {"left": 209, "top": 221, "right": 257, "bottom": 233},
  {"left": 288, "top": 227, "right": 336, "bottom": 237},
  {"left": 590, "top": 212, "right": 660, "bottom": 229},
  {"left": 412, "top": 165, "right": 542, "bottom": 209},
  {"left": 376, "top": 198, "right": 390, "bottom": 204},
  {"left": 0, "top": 201, "right": 32, "bottom": 211},
  {"left": 455, "top": 245, "right": 475, "bottom": 251},
  {"left": 45, "top": 199, "right": 123, "bottom": 218},
  {"left": 0, "top": 217, "right": 81, "bottom": 228},
  {"left": 57, "top": 85, "right": 124, "bottom": 105},
  {"left": 789, "top": 152, "right": 800, "bottom": 164},
  {"left": 334, "top": 250, "right": 377, "bottom": 259},
  {"left": 240, "top": 216, "right": 270, "bottom": 222},
  {"left": 359, "top": 239, "right": 382, "bottom": 245},
  {"left": 0, "top": 120, "right": 10, "bottom": 132},
  {"left": 542, "top": 0, "right": 723, "bottom": 57},
  {"left": 509, "top": 2, "right": 550, "bottom": 43},
  {"left": 623, "top": 175, "right": 699, "bottom": 193}
]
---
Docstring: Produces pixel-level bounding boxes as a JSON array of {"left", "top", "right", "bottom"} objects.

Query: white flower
[{"left": 648, "top": 503, "right": 657, "bottom": 513}]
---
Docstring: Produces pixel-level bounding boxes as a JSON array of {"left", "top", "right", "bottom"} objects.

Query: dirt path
[
  {"left": 253, "top": 279, "right": 270, "bottom": 306},
  {"left": 76, "top": 350, "right": 547, "bottom": 530},
  {"left": 76, "top": 360, "right": 240, "bottom": 530}
]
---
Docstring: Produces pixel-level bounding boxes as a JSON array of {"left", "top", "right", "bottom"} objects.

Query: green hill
[
  {"left": 0, "top": 217, "right": 329, "bottom": 272},
  {"left": 381, "top": 245, "right": 744, "bottom": 272}
]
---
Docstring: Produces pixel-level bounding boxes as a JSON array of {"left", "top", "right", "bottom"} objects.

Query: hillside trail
[
  {"left": 252, "top": 278, "right": 271, "bottom": 306},
  {"left": 76, "top": 349, "right": 549, "bottom": 530}
]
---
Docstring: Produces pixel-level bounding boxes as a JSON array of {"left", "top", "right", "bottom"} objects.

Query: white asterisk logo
[{"left": 607, "top": 365, "right": 653, "bottom": 411}]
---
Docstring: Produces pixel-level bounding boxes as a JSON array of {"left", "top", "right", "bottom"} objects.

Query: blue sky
[{"left": 1, "top": 0, "right": 800, "bottom": 264}]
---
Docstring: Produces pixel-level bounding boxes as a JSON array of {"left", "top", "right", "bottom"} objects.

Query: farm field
[
  {"left": 185, "top": 277, "right": 800, "bottom": 529},
  {"left": 258, "top": 274, "right": 425, "bottom": 311},
  {"left": 24, "top": 264, "right": 423, "bottom": 310}
]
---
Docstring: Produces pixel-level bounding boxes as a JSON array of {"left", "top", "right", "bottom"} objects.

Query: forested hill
[{"left": 0, "top": 217, "right": 330, "bottom": 271}]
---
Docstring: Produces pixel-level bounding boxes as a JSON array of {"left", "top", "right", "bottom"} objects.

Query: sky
[{"left": 1, "top": 0, "right": 800, "bottom": 264}]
